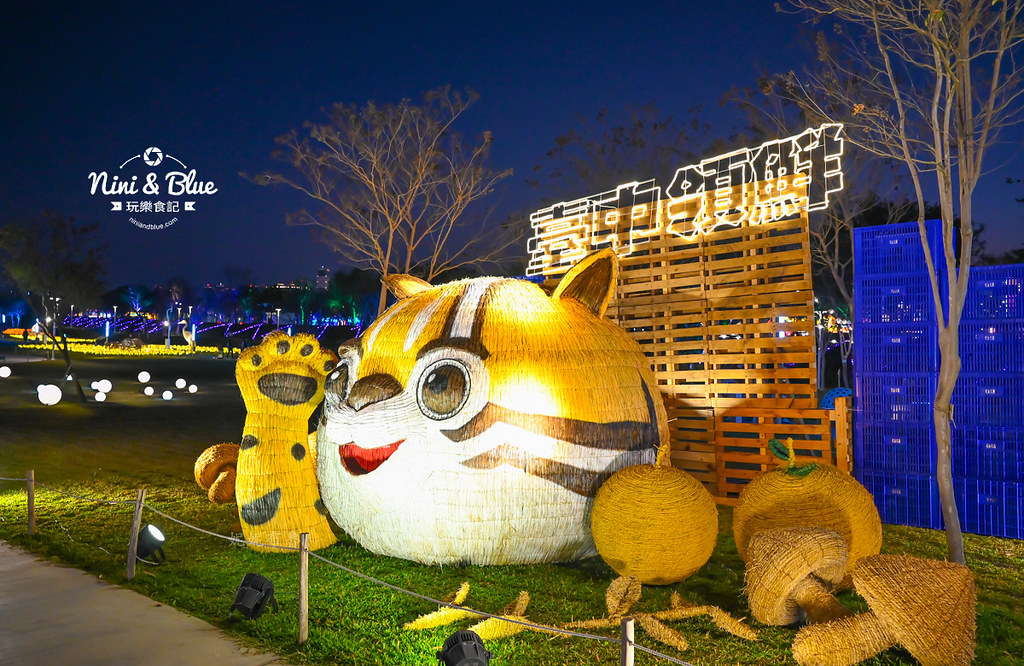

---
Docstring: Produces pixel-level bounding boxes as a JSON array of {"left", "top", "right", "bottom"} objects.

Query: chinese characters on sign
[{"left": 526, "top": 124, "right": 844, "bottom": 275}]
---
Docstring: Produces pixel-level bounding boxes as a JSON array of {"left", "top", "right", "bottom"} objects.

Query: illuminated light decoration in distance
[
  {"left": 144, "top": 386, "right": 155, "bottom": 396},
  {"left": 138, "top": 371, "right": 151, "bottom": 383},
  {"left": 0, "top": 366, "right": 11, "bottom": 378},
  {"left": 526, "top": 124, "right": 844, "bottom": 275},
  {"left": 162, "top": 390, "right": 173, "bottom": 400},
  {"left": 175, "top": 378, "right": 186, "bottom": 389}
]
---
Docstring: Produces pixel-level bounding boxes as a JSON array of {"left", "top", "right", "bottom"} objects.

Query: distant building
[{"left": 316, "top": 266, "right": 330, "bottom": 290}]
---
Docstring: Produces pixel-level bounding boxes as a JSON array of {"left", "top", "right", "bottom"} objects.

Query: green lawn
[{"left": 1, "top": 353, "right": 1021, "bottom": 665}]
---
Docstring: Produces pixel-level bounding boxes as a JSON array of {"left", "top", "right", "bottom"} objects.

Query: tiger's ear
[
  {"left": 551, "top": 248, "right": 618, "bottom": 316},
  {"left": 382, "top": 274, "right": 432, "bottom": 300}
]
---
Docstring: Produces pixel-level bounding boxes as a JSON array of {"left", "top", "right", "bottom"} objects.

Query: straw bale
[
  {"left": 606, "top": 575, "right": 642, "bottom": 618},
  {"left": 733, "top": 462, "right": 881, "bottom": 585},
  {"left": 637, "top": 615, "right": 689, "bottom": 651},
  {"left": 745, "top": 527, "right": 850, "bottom": 625},
  {"left": 591, "top": 462, "right": 718, "bottom": 584},
  {"left": 316, "top": 249, "right": 671, "bottom": 565}
]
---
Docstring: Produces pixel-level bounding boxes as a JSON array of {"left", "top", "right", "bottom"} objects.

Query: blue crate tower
[{"left": 853, "top": 220, "right": 1024, "bottom": 538}]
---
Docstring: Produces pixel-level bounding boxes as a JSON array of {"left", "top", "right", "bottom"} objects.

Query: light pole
[
  {"left": 275, "top": 308, "right": 282, "bottom": 327},
  {"left": 166, "top": 307, "right": 173, "bottom": 348}
]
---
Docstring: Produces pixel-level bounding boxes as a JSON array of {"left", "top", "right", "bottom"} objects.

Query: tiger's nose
[{"left": 347, "top": 373, "right": 403, "bottom": 411}]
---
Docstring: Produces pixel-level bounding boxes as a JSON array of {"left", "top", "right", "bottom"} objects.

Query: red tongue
[{"left": 340, "top": 440, "right": 404, "bottom": 475}]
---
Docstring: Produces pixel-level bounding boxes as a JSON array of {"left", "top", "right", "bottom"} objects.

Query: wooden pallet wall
[{"left": 533, "top": 176, "right": 839, "bottom": 501}]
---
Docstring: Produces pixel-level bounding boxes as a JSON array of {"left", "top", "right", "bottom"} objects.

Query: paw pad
[{"left": 236, "top": 332, "right": 338, "bottom": 414}]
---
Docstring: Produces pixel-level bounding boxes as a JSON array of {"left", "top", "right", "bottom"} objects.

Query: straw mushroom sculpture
[
  {"left": 791, "top": 554, "right": 977, "bottom": 666},
  {"left": 733, "top": 438, "right": 881, "bottom": 587},
  {"left": 194, "top": 442, "right": 239, "bottom": 504},
  {"left": 590, "top": 444, "right": 718, "bottom": 585},
  {"left": 744, "top": 527, "right": 852, "bottom": 626}
]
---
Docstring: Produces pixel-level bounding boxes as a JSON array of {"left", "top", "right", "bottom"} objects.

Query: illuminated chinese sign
[{"left": 526, "top": 124, "right": 844, "bottom": 275}]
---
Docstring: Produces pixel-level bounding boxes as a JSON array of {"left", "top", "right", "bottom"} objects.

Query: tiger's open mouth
[{"left": 339, "top": 440, "right": 404, "bottom": 475}]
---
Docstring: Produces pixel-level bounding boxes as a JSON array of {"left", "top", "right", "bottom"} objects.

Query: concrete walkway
[{"left": 0, "top": 541, "right": 287, "bottom": 666}]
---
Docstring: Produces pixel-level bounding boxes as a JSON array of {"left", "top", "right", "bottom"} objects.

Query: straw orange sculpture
[
  {"left": 733, "top": 438, "right": 881, "bottom": 585},
  {"left": 316, "top": 249, "right": 668, "bottom": 565},
  {"left": 590, "top": 444, "right": 718, "bottom": 584},
  {"left": 196, "top": 332, "right": 338, "bottom": 552}
]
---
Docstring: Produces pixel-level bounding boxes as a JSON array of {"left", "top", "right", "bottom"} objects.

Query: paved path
[{"left": 0, "top": 541, "right": 287, "bottom": 666}]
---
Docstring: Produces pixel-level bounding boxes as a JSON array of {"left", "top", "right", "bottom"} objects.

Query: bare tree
[
  {"left": 778, "top": 0, "right": 1024, "bottom": 564},
  {"left": 0, "top": 212, "right": 107, "bottom": 402},
  {"left": 252, "top": 86, "right": 513, "bottom": 316},
  {"left": 729, "top": 79, "right": 914, "bottom": 320}
]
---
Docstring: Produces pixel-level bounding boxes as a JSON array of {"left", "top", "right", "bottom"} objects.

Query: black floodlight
[
  {"left": 136, "top": 523, "right": 166, "bottom": 564},
  {"left": 229, "top": 573, "right": 279, "bottom": 620},
  {"left": 437, "top": 629, "right": 492, "bottom": 666}
]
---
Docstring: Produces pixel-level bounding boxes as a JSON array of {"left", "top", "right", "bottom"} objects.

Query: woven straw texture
[
  {"left": 194, "top": 442, "right": 239, "bottom": 504},
  {"left": 316, "top": 250, "right": 669, "bottom": 565},
  {"left": 591, "top": 462, "right": 718, "bottom": 584},
  {"left": 233, "top": 331, "right": 338, "bottom": 552},
  {"left": 744, "top": 527, "right": 850, "bottom": 625},
  {"left": 791, "top": 554, "right": 976, "bottom": 666},
  {"left": 733, "top": 463, "right": 881, "bottom": 585}
]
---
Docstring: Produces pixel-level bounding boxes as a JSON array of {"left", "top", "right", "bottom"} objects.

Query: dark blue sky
[{"left": 3, "top": 1, "right": 1022, "bottom": 289}]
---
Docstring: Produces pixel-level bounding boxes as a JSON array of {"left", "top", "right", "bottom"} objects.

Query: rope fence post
[
  {"left": 26, "top": 470, "right": 36, "bottom": 536},
  {"left": 126, "top": 488, "right": 146, "bottom": 581},
  {"left": 299, "top": 532, "right": 309, "bottom": 645},
  {"left": 620, "top": 617, "right": 634, "bottom": 666}
]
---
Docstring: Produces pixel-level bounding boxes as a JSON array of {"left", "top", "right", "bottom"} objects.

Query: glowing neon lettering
[{"left": 525, "top": 124, "right": 844, "bottom": 274}]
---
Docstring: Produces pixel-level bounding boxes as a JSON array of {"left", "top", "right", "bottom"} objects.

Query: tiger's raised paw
[{"left": 236, "top": 331, "right": 338, "bottom": 418}]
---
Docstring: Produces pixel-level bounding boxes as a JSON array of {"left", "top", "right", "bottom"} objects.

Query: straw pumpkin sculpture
[
  {"left": 733, "top": 439, "right": 881, "bottom": 585},
  {"left": 590, "top": 445, "right": 718, "bottom": 584},
  {"left": 316, "top": 249, "right": 668, "bottom": 565},
  {"left": 791, "top": 554, "right": 976, "bottom": 666},
  {"left": 195, "top": 332, "right": 338, "bottom": 552}
]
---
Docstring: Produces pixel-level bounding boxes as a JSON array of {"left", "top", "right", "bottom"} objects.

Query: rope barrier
[{"left": 6, "top": 474, "right": 700, "bottom": 665}]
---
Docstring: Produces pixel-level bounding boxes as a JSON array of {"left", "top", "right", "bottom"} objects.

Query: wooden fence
[{"left": 530, "top": 176, "right": 851, "bottom": 502}]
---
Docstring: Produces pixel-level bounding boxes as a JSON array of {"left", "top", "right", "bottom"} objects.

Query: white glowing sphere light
[
  {"left": 162, "top": 390, "right": 173, "bottom": 400},
  {"left": 137, "top": 371, "right": 151, "bottom": 383},
  {"left": 175, "top": 378, "right": 186, "bottom": 389}
]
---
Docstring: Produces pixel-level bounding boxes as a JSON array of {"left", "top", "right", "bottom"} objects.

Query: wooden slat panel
[{"left": 533, "top": 176, "right": 821, "bottom": 502}]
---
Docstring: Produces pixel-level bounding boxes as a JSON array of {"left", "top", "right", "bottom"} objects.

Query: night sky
[{"left": 3, "top": 1, "right": 1022, "bottom": 290}]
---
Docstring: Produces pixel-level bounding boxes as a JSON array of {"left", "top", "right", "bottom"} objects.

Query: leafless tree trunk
[{"left": 781, "top": 0, "right": 1024, "bottom": 564}]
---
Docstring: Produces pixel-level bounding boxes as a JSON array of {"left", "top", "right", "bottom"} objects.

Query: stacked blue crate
[
  {"left": 854, "top": 222, "right": 1024, "bottom": 537},
  {"left": 951, "top": 263, "right": 1024, "bottom": 538},
  {"left": 853, "top": 221, "right": 945, "bottom": 529}
]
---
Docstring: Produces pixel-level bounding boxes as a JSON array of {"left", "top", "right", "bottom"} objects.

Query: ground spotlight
[
  {"left": 136, "top": 523, "right": 166, "bottom": 564},
  {"left": 229, "top": 573, "right": 279, "bottom": 620},
  {"left": 437, "top": 629, "right": 492, "bottom": 666}
]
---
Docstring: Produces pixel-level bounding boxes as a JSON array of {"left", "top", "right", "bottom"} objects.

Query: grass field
[{"left": 1, "top": 352, "right": 1021, "bottom": 665}]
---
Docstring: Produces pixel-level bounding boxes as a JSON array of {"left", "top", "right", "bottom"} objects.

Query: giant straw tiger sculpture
[{"left": 316, "top": 249, "right": 669, "bottom": 565}]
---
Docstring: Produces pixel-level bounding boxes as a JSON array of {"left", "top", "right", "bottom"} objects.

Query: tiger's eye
[{"left": 417, "top": 361, "right": 469, "bottom": 420}]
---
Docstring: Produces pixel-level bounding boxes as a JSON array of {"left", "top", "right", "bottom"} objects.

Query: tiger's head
[{"left": 316, "top": 250, "right": 668, "bottom": 565}]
